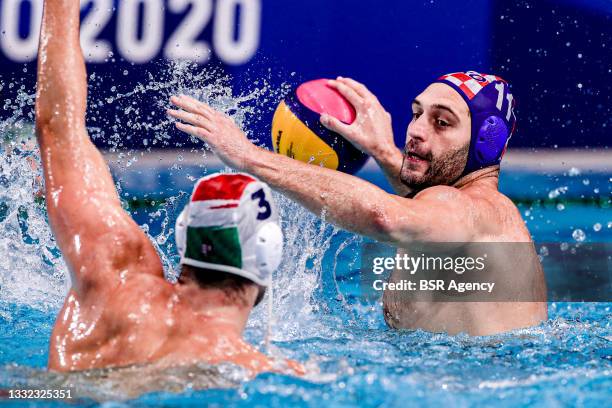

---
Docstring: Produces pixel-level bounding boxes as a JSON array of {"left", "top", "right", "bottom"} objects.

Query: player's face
[{"left": 400, "top": 83, "right": 472, "bottom": 190}]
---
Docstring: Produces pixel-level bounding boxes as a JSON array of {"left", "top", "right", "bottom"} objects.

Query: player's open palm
[
  {"left": 320, "top": 77, "right": 395, "bottom": 158},
  {"left": 168, "top": 94, "right": 255, "bottom": 170}
]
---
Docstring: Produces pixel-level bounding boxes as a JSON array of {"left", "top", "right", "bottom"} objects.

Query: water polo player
[
  {"left": 35, "top": 0, "right": 300, "bottom": 374},
  {"left": 169, "top": 73, "right": 548, "bottom": 336}
]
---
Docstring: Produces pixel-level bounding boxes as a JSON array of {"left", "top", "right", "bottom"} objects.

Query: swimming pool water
[
  {"left": 0, "top": 300, "right": 610, "bottom": 406},
  {"left": 0, "top": 163, "right": 610, "bottom": 406}
]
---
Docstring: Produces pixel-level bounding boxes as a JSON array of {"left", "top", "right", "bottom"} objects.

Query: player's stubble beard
[{"left": 399, "top": 142, "right": 470, "bottom": 192}]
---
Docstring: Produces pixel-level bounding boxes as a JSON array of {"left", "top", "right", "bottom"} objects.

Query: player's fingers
[
  {"left": 320, "top": 113, "right": 353, "bottom": 136},
  {"left": 166, "top": 109, "right": 213, "bottom": 131},
  {"left": 180, "top": 95, "right": 216, "bottom": 114},
  {"left": 169, "top": 95, "right": 198, "bottom": 113},
  {"left": 175, "top": 122, "right": 211, "bottom": 141},
  {"left": 170, "top": 95, "right": 214, "bottom": 117},
  {"left": 336, "top": 76, "right": 371, "bottom": 98},
  {"left": 166, "top": 109, "right": 203, "bottom": 126},
  {"left": 328, "top": 80, "right": 364, "bottom": 108}
]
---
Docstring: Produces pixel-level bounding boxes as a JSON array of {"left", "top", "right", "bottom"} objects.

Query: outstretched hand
[
  {"left": 320, "top": 77, "right": 396, "bottom": 159},
  {"left": 167, "top": 95, "right": 256, "bottom": 170}
]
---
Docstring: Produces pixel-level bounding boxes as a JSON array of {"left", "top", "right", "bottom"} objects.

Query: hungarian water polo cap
[
  {"left": 434, "top": 71, "right": 517, "bottom": 175},
  {"left": 175, "top": 173, "right": 283, "bottom": 287}
]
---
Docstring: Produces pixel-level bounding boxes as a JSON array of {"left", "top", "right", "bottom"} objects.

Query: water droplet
[
  {"left": 582, "top": 178, "right": 590, "bottom": 185},
  {"left": 577, "top": 83, "right": 583, "bottom": 89},
  {"left": 539, "top": 246, "right": 549, "bottom": 256},
  {"left": 560, "top": 242, "right": 569, "bottom": 251},
  {"left": 593, "top": 223, "right": 602, "bottom": 232},
  {"left": 572, "top": 229, "right": 586, "bottom": 242},
  {"left": 548, "top": 186, "right": 568, "bottom": 199},
  {"left": 556, "top": 203, "right": 565, "bottom": 211},
  {"left": 568, "top": 167, "right": 580, "bottom": 176}
]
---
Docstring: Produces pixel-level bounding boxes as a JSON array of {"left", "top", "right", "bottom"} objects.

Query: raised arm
[
  {"left": 36, "top": 0, "right": 159, "bottom": 295},
  {"left": 167, "top": 96, "right": 477, "bottom": 244}
]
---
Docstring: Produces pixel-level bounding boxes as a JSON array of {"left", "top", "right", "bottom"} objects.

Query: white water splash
[
  {"left": 0, "top": 61, "right": 338, "bottom": 350},
  {"left": 247, "top": 192, "right": 350, "bottom": 343},
  {"left": 0, "top": 137, "right": 70, "bottom": 311}
]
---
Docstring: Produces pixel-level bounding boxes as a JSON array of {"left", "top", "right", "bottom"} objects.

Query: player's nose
[{"left": 406, "top": 115, "right": 428, "bottom": 143}]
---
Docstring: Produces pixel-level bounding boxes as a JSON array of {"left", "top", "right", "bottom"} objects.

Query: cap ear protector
[
  {"left": 255, "top": 222, "right": 283, "bottom": 276},
  {"left": 251, "top": 222, "right": 284, "bottom": 306},
  {"left": 475, "top": 116, "right": 510, "bottom": 164},
  {"left": 435, "top": 71, "right": 517, "bottom": 176}
]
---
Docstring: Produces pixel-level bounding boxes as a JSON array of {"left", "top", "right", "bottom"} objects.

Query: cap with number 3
[{"left": 175, "top": 172, "right": 283, "bottom": 286}]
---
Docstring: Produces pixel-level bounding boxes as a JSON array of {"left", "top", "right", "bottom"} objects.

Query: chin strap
[{"left": 264, "top": 274, "right": 273, "bottom": 353}]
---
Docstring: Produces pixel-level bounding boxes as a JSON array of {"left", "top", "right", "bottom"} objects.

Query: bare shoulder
[
  {"left": 413, "top": 184, "right": 526, "bottom": 240},
  {"left": 75, "top": 221, "right": 165, "bottom": 297},
  {"left": 413, "top": 185, "right": 469, "bottom": 202},
  {"left": 412, "top": 185, "right": 476, "bottom": 214},
  {"left": 463, "top": 184, "right": 521, "bottom": 217},
  {"left": 461, "top": 184, "right": 528, "bottom": 239}
]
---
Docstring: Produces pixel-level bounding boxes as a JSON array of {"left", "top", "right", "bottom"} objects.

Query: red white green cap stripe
[{"left": 175, "top": 172, "right": 283, "bottom": 287}]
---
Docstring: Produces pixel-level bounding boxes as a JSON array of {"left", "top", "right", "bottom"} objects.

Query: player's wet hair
[{"left": 179, "top": 264, "right": 264, "bottom": 307}]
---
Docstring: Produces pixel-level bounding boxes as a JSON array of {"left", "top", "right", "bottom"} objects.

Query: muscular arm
[
  {"left": 167, "top": 95, "right": 476, "bottom": 244},
  {"left": 36, "top": 0, "right": 159, "bottom": 295},
  {"left": 244, "top": 148, "right": 475, "bottom": 243}
]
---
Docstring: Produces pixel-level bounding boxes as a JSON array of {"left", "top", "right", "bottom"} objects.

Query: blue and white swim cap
[{"left": 435, "top": 71, "right": 517, "bottom": 175}]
